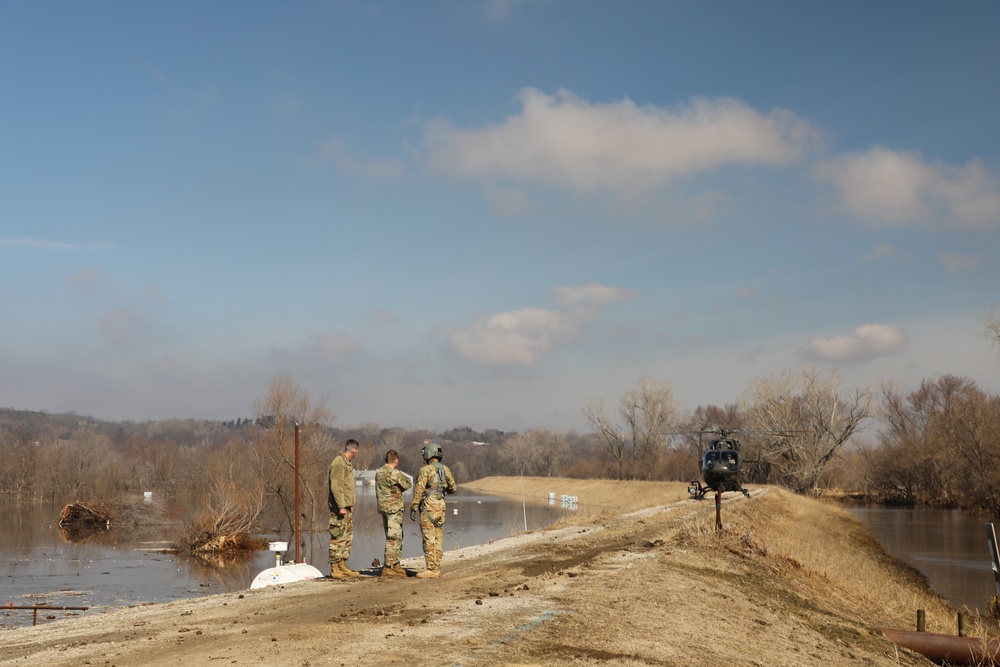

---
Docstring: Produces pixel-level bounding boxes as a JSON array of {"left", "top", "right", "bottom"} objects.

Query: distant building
[{"left": 354, "top": 469, "right": 414, "bottom": 487}]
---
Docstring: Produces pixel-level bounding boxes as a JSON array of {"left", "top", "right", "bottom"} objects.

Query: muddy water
[
  {"left": 848, "top": 505, "right": 997, "bottom": 615},
  {"left": 0, "top": 487, "right": 577, "bottom": 629}
]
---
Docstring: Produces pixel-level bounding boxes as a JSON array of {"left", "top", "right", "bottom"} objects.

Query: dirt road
[{"left": 0, "top": 478, "right": 945, "bottom": 666}]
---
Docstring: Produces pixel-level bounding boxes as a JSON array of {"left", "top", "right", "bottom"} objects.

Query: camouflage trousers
[
  {"left": 381, "top": 511, "right": 404, "bottom": 567},
  {"left": 328, "top": 510, "right": 354, "bottom": 565},
  {"left": 418, "top": 509, "right": 445, "bottom": 571}
]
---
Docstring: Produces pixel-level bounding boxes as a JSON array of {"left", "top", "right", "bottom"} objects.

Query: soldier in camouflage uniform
[
  {"left": 328, "top": 439, "right": 360, "bottom": 579},
  {"left": 375, "top": 449, "right": 412, "bottom": 578},
  {"left": 408, "top": 443, "right": 457, "bottom": 579}
]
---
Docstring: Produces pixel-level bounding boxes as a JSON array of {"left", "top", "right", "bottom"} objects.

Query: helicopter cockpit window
[{"left": 704, "top": 451, "right": 720, "bottom": 464}]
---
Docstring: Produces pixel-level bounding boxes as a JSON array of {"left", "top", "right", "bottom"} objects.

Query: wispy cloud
[
  {"left": 1, "top": 237, "right": 118, "bottom": 250},
  {"left": 861, "top": 244, "right": 898, "bottom": 262},
  {"left": 815, "top": 147, "right": 1000, "bottom": 229},
  {"left": 425, "top": 88, "right": 821, "bottom": 196},
  {"left": 66, "top": 265, "right": 116, "bottom": 297},
  {"left": 448, "top": 283, "right": 638, "bottom": 366},
  {"left": 941, "top": 252, "right": 985, "bottom": 273},
  {"left": 322, "top": 138, "right": 407, "bottom": 178},
  {"left": 98, "top": 307, "right": 145, "bottom": 347},
  {"left": 308, "top": 332, "right": 363, "bottom": 364},
  {"left": 800, "top": 323, "right": 907, "bottom": 364}
]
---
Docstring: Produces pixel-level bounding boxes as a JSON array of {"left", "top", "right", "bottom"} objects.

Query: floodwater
[
  {"left": 6, "top": 490, "right": 997, "bottom": 630},
  {"left": 848, "top": 505, "right": 998, "bottom": 614},
  {"left": 1, "top": 486, "right": 581, "bottom": 629}
]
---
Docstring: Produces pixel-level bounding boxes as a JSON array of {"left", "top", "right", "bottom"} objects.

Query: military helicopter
[
  {"left": 686, "top": 429, "right": 749, "bottom": 500},
  {"left": 686, "top": 428, "right": 800, "bottom": 530}
]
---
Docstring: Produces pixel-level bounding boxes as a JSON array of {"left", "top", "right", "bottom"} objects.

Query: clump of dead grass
[{"left": 737, "top": 488, "right": 957, "bottom": 632}]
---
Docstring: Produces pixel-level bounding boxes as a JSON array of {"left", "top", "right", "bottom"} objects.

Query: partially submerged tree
[
  {"left": 249, "top": 375, "right": 337, "bottom": 533},
  {"left": 174, "top": 438, "right": 268, "bottom": 554}
]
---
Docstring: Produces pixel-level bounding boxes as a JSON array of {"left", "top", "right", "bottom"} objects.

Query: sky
[{"left": 1, "top": 1, "right": 999, "bottom": 434}]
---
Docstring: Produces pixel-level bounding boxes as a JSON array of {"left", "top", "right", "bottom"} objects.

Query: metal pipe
[
  {"left": 882, "top": 628, "right": 1000, "bottom": 666},
  {"left": 3, "top": 605, "right": 89, "bottom": 626}
]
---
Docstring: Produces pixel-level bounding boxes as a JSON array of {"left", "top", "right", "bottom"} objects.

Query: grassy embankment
[{"left": 465, "top": 476, "right": 985, "bottom": 637}]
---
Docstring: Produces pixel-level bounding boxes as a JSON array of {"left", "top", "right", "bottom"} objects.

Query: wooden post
[
  {"left": 917, "top": 609, "right": 926, "bottom": 632},
  {"left": 294, "top": 421, "right": 301, "bottom": 564}
]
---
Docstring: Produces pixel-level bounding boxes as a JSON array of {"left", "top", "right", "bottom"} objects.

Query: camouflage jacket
[
  {"left": 375, "top": 463, "right": 412, "bottom": 514},
  {"left": 328, "top": 452, "right": 356, "bottom": 512},
  {"left": 409, "top": 462, "right": 456, "bottom": 514}
]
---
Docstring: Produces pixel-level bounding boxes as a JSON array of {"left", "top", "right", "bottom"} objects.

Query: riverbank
[{"left": 0, "top": 477, "right": 977, "bottom": 666}]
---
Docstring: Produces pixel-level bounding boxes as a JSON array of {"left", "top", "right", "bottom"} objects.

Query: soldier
[
  {"left": 328, "top": 438, "right": 360, "bottom": 579},
  {"left": 408, "top": 442, "right": 457, "bottom": 579},
  {"left": 375, "top": 449, "right": 412, "bottom": 578}
]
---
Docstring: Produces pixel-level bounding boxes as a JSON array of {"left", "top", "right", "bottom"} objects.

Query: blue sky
[{"left": 2, "top": 1, "right": 998, "bottom": 433}]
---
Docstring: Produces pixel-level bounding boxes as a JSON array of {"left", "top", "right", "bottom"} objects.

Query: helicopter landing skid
[{"left": 687, "top": 481, "right": 750, "bottom": 499}]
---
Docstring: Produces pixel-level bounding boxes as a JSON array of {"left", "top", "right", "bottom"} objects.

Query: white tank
[{"left": 249, "top": 563, "right": 325, "bottom": 590}]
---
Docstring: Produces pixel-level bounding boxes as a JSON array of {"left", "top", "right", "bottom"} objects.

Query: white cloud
[
  {"left": 425, "top": 88, "right": 820, "bottom": 196},
  {"left": 815, "top": 147, "right": 1000, "bottom": 229},
  {"left": 800, "top": 323, "right": 908, "bottom": 365},
  {"left": 448, "top": 283, "right": 637, "bottom": 366}
]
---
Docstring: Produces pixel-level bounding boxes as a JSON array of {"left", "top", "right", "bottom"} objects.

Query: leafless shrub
[{"left": 173, "top": 479, "right": 267, "bottom": 554}]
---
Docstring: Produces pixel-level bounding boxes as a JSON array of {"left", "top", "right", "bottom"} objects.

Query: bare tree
[
  {"left": 529, "top": 429, "right": 571, "bottom": 477},
  {"left": 500, "top": 432, "right": 541, "bottom": 476},
  {"left": 742, "top": 367, "right": 872, "bottom": 495},
  {"left": 985, "top": 303, "right": 1000, "bottom": 353},
  {"left": 175, "top": 441, "right": 267, "bottom": 554},
  {"left": 583, "top": 377, "right": 680, "bottom": 480},
  {"left": 249, "top": 375, "right": 336, "bottom": 533}
]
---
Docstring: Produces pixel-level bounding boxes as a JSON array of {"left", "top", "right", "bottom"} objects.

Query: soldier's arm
[
  {"left": 330, "top": 460, "right": 351, "bottom": 511},
  {"left": 396, "top": 469, "right": 413, "bottom": 491},
  {"left": 409, "top": 469, "right": 427, "bottom": 511},
  {"left": 444, "top": 467, "right": 457, "bottom": 494}
]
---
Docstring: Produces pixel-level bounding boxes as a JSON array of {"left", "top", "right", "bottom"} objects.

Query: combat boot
[
  {"left": 381, "top": 564, "right": 406, "bottom": 578},
  {"left": 338, "top": 561, "right": 360, "bottom": 578},
  {"left": 415, "top": 569, "right": 440, "bottom": 579},
  {"left": 329, "top": 561, "right": 347, "bottom": 579}
]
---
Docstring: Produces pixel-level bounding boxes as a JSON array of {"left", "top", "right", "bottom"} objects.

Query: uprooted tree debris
[
  {"left": 58, "top": 502, "right": 111, "bottom": 532},
  {"left": 58, "top": 496, "right": 164, "bottom": 540}
]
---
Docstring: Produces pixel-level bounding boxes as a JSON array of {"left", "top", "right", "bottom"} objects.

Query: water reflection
[
  {"left": 848, "top": 505, "right": 996, "bottom": 614},
  {"left": 0, "top": 488, "right": 569, "bottom": 629}
]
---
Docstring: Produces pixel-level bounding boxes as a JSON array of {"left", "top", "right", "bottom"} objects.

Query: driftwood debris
[{"left": 58, "top": 502, "right": 111, "bottom": 532}]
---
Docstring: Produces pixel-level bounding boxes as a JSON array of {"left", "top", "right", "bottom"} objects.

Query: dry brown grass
[{"left": 467, "top": 476, "right": 964, "bottom": 634}]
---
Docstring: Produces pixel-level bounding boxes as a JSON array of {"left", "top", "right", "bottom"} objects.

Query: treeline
[{"left": 1, "top": 366, "right": 999, "bottom": 530}]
